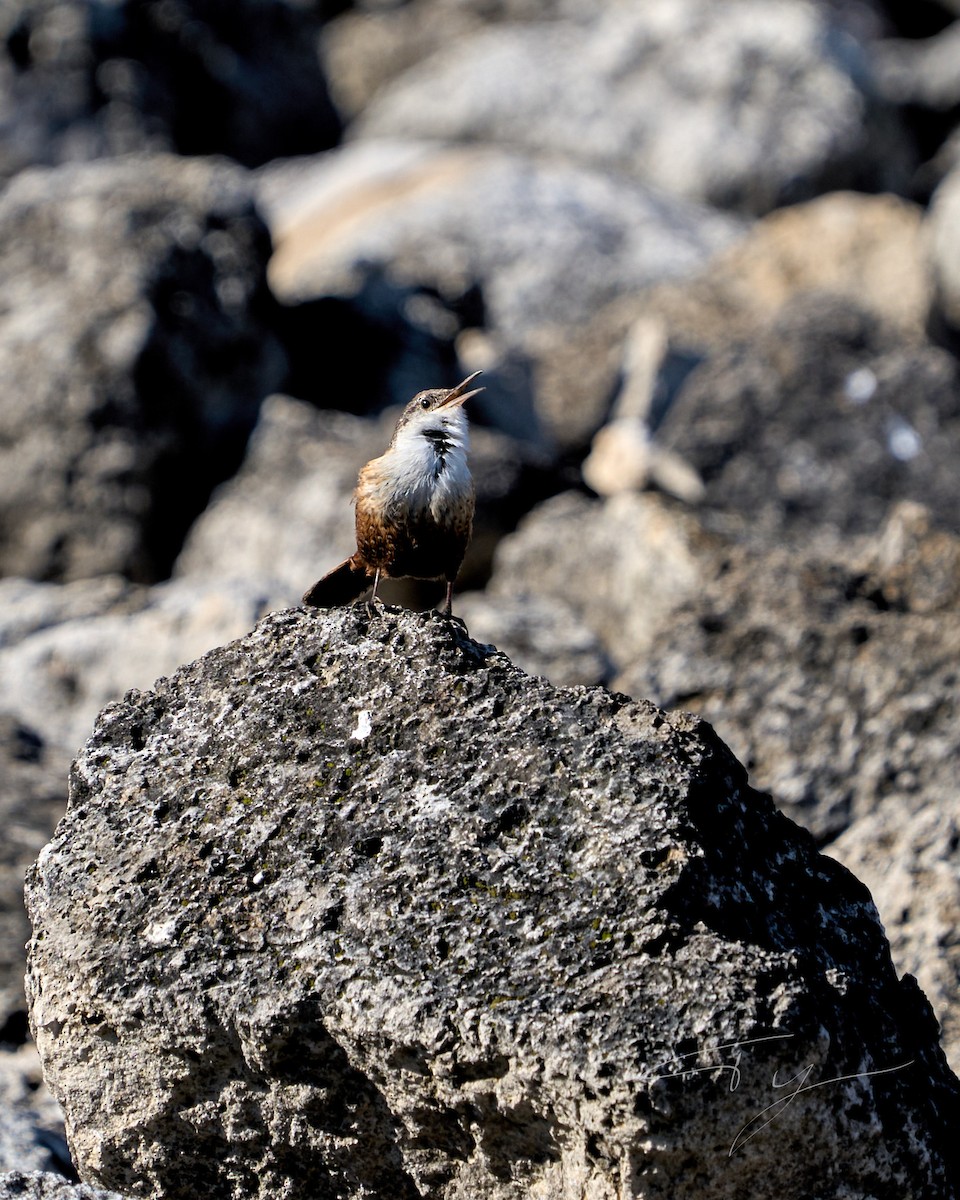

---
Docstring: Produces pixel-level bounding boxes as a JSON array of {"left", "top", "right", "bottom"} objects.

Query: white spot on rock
[
  {"left": 144, "top": 918, "right": 178, "bottom": 947},
  {"left": 350, "top": 709, "right": 372, "bottom": 741}
]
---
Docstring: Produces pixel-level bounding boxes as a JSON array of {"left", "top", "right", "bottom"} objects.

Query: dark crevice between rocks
[
  {"left": 0, "top": 1008, "right": 29, "bottom": 1047},
  {"left": 272, "top": 266, "right": 484, "bottom": 420},
  {"left": 881, "top": 1, "right": 954, "bottom": 39},
  {"left": 87, "top": 0, "right": 343, "bottom": 167},
  {"left": 127, "top": 215, "right": 286, "bottom": 582}
]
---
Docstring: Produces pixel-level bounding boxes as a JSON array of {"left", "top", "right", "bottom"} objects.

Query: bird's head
[{"left": 391, "top": 371, "right": 484, "bottom": 447}]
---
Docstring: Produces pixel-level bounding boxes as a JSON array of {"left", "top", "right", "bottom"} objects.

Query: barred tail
[{"left": 302, "top": 557, "right": 371, "bottom": 608}]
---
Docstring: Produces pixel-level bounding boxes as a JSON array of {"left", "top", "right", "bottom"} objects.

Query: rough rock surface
[
  {"left": 619, "top": 503, "right": 960, "bottom": 842},
  {"left": 0, "top": 1175, "right": 127, "bottom": 1200},
  {"left": 26, "top": 606, "right": 960, "bottom": 1199},
  {"left": 353, "top": 0, "right": 908, "bottom": 214},
  {"left": 480, "top": 494, "right": 960, "bottom": 847},
  {"left": 0, "top": 154, "right": 286, "bottom": 582},
  {"left": 0, "top": 574, "right": 287, "bottom": 1030}
]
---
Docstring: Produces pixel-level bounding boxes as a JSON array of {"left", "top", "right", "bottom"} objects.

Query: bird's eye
[{"left": 420, "top": 397, "right": 431, "bottom": 410}]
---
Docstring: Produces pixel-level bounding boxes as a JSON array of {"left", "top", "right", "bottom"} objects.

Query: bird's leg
[
  {"left": 366, "top": 568, "right": 382, "bottom": 614},
  {"left": 443, "top": 579, "right": 454, "bottom": 617}
]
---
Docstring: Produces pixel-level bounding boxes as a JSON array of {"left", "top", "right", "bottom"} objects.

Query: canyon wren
[{"left": 302, "top": 372, "right": 483, "bottom": 616}]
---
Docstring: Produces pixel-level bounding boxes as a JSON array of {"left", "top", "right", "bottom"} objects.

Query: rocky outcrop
[
  {"left": 350, "top": 0, "right": 908, "bottom": 214},
  {"left": 0, "top": 155, "right": 286, "bottom": 583},
  {"left": 25, "top": 606, "right": 960, "bottom": 1199},
  {"left": 480, "top": 491, "right": 960, "bottom": 847}
]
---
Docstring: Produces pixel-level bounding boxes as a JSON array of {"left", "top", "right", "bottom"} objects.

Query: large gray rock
[
  {"left": 652, "top": 294, "right": 960, "bottom": 542},
  {"left": 323, "top": 0, "right": 894, "bottom": 121},
  {"left": 353, "top": 0, "right": 908, "bottom": 214},
  {"left": 259, "top": 143, "right": 743, "bottom": 335},
  {"left": 0, "top": 155, "right": 286, "bottom": 583},
  {"left": 321, "top": 0, "right": 585, "bottom": 118},
  {"left": 619, "top": 503, "right": 960, "bottom": 842},
  {"left": 0, "top": 0, "right": 340, "bottom": 178},
  {"left": 25, "top": 606, "right": 960, "bottom": 1199}
]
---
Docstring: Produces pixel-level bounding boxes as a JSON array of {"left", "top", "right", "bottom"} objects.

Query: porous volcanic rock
[
  {"left": 474, "top": 494, "right": 960, "bottom": 847},
  {"left": 0, "top": 1175, "right": 127, "bottom": 1200},
  {"left": 0, "top": 574, "right": 287, "bottom": 1031},
  {"left": 25, "top": 606, "right": 960, "bottom": 1199},
  {"left": 0, "top": 154, "right": 286, "bottom": 583},
  {"left": 619, "top": 503, "right": 960, "bottom": 843}
]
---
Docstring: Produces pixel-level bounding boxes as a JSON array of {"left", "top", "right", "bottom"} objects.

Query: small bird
[{"left": 303, "top": 372, "right": 483, "bottom": 616}]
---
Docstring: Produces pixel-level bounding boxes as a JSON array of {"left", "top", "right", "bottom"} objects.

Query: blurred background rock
[{"left": 4, "top": 0, "right": 960, "bottom": 1176}]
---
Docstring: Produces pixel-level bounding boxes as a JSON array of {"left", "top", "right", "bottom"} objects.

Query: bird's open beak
[{"left": 439, "top": 370, "right": 484, "bottom": 409}]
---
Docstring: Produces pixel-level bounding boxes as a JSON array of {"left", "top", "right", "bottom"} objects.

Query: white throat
[{"left": 385, "top": 410, "right": 471, "bottom": 515}]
